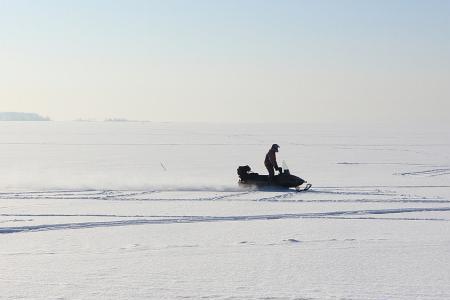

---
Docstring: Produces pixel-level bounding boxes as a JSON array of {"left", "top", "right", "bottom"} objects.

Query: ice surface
[{"left": 1, "top": 122, "right": 450, "bottom": 299}]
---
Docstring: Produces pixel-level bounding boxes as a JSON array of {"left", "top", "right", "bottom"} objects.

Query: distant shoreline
[{"left": 0, "top": 112, "right": 50, "bottom": 121}]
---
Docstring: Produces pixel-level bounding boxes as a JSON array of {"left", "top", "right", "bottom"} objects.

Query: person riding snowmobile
[{"left": 264, "top": 144, "right": 281, "bottom": 182}]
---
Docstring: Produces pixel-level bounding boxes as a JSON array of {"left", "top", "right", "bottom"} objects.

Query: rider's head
[{"left": 271, "top": 144, "right": 280, "bottom": 152}]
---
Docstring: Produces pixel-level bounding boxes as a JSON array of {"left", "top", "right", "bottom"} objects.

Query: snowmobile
[{"left": 237, "top": 161, "right": 311, "bottom": 191}]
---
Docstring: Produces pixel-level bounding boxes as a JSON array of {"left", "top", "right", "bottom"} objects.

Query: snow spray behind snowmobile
[{"left": 237, "top": 161, "right": 311, "bottom": 191}]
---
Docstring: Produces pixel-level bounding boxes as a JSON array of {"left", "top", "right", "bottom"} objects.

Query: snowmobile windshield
[{"left": 282, "top": 160, "right": 289, "bottom": 171}]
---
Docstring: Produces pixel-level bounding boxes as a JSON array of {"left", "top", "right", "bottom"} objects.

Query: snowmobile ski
[{"left": 295, "top": 183, "right": 312, "bottom": 192}]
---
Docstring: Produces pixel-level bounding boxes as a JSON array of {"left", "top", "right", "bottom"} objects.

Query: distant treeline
[{"left": 0, "top": 112, "right": 50, "bottom": 121}]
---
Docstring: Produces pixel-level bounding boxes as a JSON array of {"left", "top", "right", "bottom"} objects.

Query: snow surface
[{"left": 1, "top": 121, "right": 450, "bottom": 299}]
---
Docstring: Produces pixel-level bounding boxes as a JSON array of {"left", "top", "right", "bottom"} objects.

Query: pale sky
[{"left": 1, "top": 0, "right": 449, "bottom": 123}]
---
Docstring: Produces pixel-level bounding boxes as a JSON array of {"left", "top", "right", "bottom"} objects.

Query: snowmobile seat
[{"left": 237, "top": 165, "right": 269, "bottom": 182}]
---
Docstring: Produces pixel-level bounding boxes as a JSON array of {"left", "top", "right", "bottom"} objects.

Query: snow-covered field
[{"left": 1, "top": 122, "right": 450, "bottom": 300}]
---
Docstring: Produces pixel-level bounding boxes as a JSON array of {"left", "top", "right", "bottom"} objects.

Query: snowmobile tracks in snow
[
  {"left": 396, "top": 167, "right": 450, "bottom": 177},
  {"left": 2, "top": 186, "right": 450, "bottom": 234},
  {"left": 0, "top": 187, "right": 448, "bottom": 203},
  {"left": 1, "top": 206, "right": 450, "bottom": 234}
]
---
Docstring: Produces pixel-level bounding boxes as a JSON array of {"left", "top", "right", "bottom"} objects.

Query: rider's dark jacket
[{"left": 264, "top": 148, "right": 279, "bottom": 170}]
